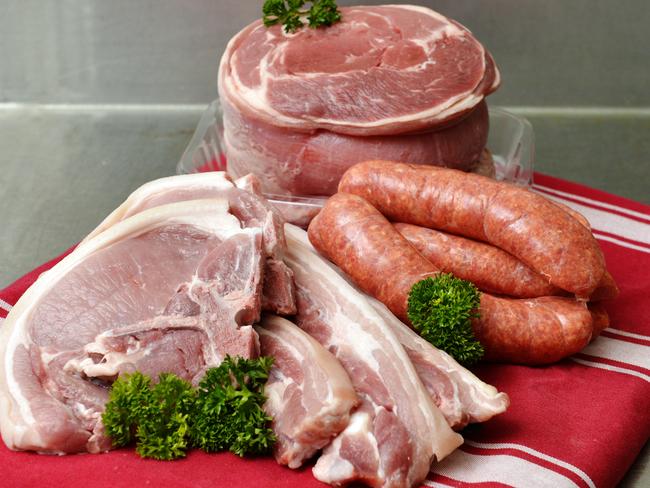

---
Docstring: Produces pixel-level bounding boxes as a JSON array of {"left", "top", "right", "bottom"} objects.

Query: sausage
[
  {"left": 396, "top": 223, "right": 618, "bottom": 302},
  {"left": 529, "top": 194, "right": 620, "bottom": 301},
  {"left": 308, "top": 193, "right": 593, "bottom": 364},
  {"left": 590, "top": 271, "right": 619, "bottom": 301},
  {"left": 546, "top": 199, "right": 618, "bottom": 301},
  {"left": 550, "top": 199, "right": 591, "bottom": 230},
  {"left": 394, "top": 223, "right": 562, "bottom": 298},
  {"left": 475, "top": 294, "right": 593, "bottom": 364},
  {"left": 308, "top": 193, "right": 437, "bottom": 320},
  {"left": 338, "top": 160, "right": 606, "bottom": 297},
  {"left": 546, "top": 200, "right": 618, "bottom": 301},
  {"left": 588, "top": 302, "right": 610, "bottom": 339}
]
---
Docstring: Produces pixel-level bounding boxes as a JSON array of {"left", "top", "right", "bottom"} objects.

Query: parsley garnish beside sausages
[{"left": 408, "top": 274, "right": 485, "bottom": 365}]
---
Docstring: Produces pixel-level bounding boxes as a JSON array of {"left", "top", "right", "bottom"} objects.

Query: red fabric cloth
[{"left": 1, "top": 174, "right": 648, "bottom": 488}]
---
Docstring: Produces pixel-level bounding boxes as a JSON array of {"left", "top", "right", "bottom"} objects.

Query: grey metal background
[
  {"left": 0, "top": 2, "right": 648, "bottom": 484},
  {"left": 2, "top": 0, "right": 649, "bottom": 107}
]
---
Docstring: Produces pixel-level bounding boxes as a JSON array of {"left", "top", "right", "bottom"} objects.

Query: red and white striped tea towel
[{"left": 0, "top": 173, "right": 648, "bottom": 488}]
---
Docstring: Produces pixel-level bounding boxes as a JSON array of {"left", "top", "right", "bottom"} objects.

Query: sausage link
[
  {"left": 308, "top": 193, "right": 594, "bottom": 364},
  {"left": 474, "top": 294, "right": 593, "bottom": 364},
  {"left": 549, "top": 199, "right": 591, "bottom": 230},
  {"left": 526, "top": 194, "right": 619, "bottom": 301},
  {"left": 590, "top": 271, "right": 619, "bottom": 301},
  {"left": 308, "top": 193, "right": 437, "bottom": 321},
  {"left": 338, "top": 160, "right": 606, "bottom": 297},
  {"left": 588, "top": 302, "right": 610, "bottom": 339},
  {"left": 545, "top": 200, "right": 618, "bottom": 301},
  {"left": 394, "top": 223, "right": 561, "bottom": 298}
]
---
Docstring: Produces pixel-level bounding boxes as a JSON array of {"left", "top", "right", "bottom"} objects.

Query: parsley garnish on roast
[{"left": 263, "top": 0, "right": 342, "bottom": 33}]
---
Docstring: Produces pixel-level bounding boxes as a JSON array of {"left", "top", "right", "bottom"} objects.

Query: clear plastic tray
[{"left": 177, "top": 98, "right": 535, "bottom": 225}]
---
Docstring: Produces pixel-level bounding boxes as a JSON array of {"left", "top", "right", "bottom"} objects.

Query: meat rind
[{"left": 255, "top": 315, "right": 358, "bottom": 468}]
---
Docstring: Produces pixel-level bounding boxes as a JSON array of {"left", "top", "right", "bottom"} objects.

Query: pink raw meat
[
  {"left": 219, "top": 5, "right": 498, "bottom": 136},
  {"left": 83, "top": 172, "right": 296, "bottom": 315},
  {"left": 222, "top": 97, "right": 489, "bottom": 196},
  {"left": 283, "top": 225, "right": 462, "bottom": 487},
  {"left": 0, "top": 201, "right": 265, "bottom": 454},
  {"left": 255, "top": 315, "right": 358, "bottom": 469}
]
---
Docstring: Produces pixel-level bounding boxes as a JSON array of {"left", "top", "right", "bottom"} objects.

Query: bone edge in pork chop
[{"left": 0, "top": 199, "right": 250, "bottom": 454}]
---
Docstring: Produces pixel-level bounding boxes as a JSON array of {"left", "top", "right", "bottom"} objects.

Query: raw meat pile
[
  {"left": 0, "top": 173, "right": 295, "bottom": 453},
  {"left": 218, "top": 4, "right": 500, "bottom": 200},
  {"left": 0, "top": 173, "right": 509, "bottom": 488}
]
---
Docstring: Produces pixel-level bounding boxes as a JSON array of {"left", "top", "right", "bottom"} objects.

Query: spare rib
[
  {"left": 255, "top": 315, "right": 358, "bottom": 469},
  {"left": 284, "top": 225, "right": 463, "bottom": 488},
  {"left": 368, "top": 297, "right": 509, "bottom": 430}
]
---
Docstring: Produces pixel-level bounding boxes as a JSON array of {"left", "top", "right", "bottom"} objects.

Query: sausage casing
[
  {"left": 308, "top": 192, "right": 594, "bottom": 364},
  {"left": 394, "top": 223, "right": 561, "bottom": 298},
  {"left": 338, "top": 160, "right": 606, "bottom": 297},
  {"left": 474, "top": 294, "right": 593, "bottom": 364},
  {"left": 308, "top": 192, "right": 437, "bottom": 321}
]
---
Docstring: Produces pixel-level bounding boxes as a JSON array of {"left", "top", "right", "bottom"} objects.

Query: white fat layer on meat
[
  {"left": 255, "top": 316, "right": 358, "bottom": 469},
  {"left": 225, "top": 30, "right": 279, "bottom": 117},
  {"left": 1, "top": 332, "right": 37, "bottom": 433},
  {"left": 264, "top": 373, "right": 291, "bottom": 410},
  {"left": 258, "top": 324, "right": 337, "bottom": 403},
  {"left": 308, "top": 94, "right": 483, "bottom": 129},
  {"left": 314, "top": 449, "right": 355, "bottom": 483},
  {"left": 254, "top": 327, "right": 304, "bottom": 408},
  {"left": 285, "top": 225, "right": 412, "bottom": 379},
  {"left": 410, "top": 24, "right": 464, "bottom": 50},
  {"left": 285, "top": 225, "right": 464, "bottom": 480},
  {"left": 221, "top": 5, "right": 486, "bottom": 131},
  {"left": 73, "top": 402, "right": 101, "bottom": 422},
  {"left": 369, "top": 297, "right": 509, "bottom": 425},
  {"left": 64, "top": 350, "right": 146, "bottom": 379},
  {"left": 39, "top": 350, "right": 68, "bottom": 366},
  {"left": 288, "top": 258, "right": 383, "bottom": 372},
  {"left": 82, "top": 172, "right": 234, "bottom": 244},
  {"left": 0, "top": 200, "right": 248, "bottom": 449},
  {"left": 314, "top": 410, "right": 375, "bottom": 483}
]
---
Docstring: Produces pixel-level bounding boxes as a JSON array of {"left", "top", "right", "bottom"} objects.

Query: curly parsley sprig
[
  {"left": 407, "top": 274, "right": 484, "bottom": 365},
  {"left": 263, "top": 0, "right": 342, "bottom": 33},
  {"left": 190, "top": 356, "right": 276, "bottom": 456},
  {"left": 102, "top": 356, "right": 275, "bottom": 460}
]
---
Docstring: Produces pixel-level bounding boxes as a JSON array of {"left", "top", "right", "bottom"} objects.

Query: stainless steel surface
[
  {"left": 0, "top": 1, "right": 648, "bottom": 486},
  {"left": 510, "top": 109, "right": 650, "bottom": 203},
  {"left": 0, "top": 106, "right": 201, "bottom": 285},
  {"left": 1, "top": 1, "right": 649, "bottom": 107}
]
